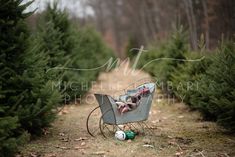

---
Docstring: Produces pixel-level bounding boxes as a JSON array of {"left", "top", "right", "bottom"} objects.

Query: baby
[{"left": 116, "top": 95, "right": 141, "bottom": 114}]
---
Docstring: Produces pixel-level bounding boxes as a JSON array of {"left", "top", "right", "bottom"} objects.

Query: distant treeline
[
  {"left": 85, "top": 0, "right": 235, "bottom": 57},
  {"left": 0, "top": 1, "right": 113, "bottom": 156}
]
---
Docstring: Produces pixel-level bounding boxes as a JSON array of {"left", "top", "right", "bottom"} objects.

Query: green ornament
[{"left": 124, "top": 131, "right": 136, "bottom": 140}]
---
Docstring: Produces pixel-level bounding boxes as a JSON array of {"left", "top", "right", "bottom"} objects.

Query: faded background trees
[
  {"left": 85, "top": 0, "right": 235, "bottom": 57},
  {"left": 26, "top": 0, "right": 235, "bottom": 57}
]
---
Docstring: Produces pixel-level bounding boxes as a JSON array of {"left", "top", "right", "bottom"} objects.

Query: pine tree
[
  {"left": 37, "top": 3, "right": 74, "bottom": 68},
  {"left": 18, "top": 35, "right": 61, "bottom": 135},
  {"left": 0, "top": 0, "right": 32, "bottom": 155},
  {"left": 0, "top": 0, "right": 61, "bottom": 155},
  {"left": 36, "top": 4, "right": 114, "bottom": 100},
  {"left": 163, "top": 26, "right": 188, "bottom": 83},
  {"left": 137, "top": 26, "right": 188, "bottom": 95},
  {"left": 36, "top": 3, "right": 77, "bottom": 99},
  {"left": 173, "top": 40, "right": 235, "bottom": 131},
  {"left": 194, "top": 41, "right": 235, "bottom": 130},
  {"left": 126, "top": 36, "right": 140, "bottom": 60},
  {"left": 171, "top": 52, "right": 212, "bottom": 106}
]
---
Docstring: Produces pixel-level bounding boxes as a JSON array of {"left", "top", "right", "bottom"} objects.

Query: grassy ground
[{"left": 19, "top": 63, "right": 235, "bottom": 157}]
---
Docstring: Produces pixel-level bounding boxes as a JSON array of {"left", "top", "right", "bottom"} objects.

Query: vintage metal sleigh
[{"left": 86, "top": 79, "right": 156, "bottom": 137}]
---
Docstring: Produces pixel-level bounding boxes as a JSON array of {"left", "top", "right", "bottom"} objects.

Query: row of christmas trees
[
  {"left": 0, "top": 1, "right": 113, "bottom": 156},
  {"left": 138, "top": 26, "right": 235, "bottom": 132}
]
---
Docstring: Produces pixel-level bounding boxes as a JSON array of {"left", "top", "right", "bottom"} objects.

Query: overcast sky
[{"left": 22, "top": 0, "right": 94, "bottom": 17}]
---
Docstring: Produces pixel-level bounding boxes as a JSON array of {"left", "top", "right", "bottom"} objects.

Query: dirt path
[{"left": 21, "top": 63, "right": 235, "bottom": 157}]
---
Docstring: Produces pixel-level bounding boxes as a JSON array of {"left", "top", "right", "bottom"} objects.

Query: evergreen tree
[
  {"left": 36, "top": 4, "right": 114, "bottom": 100},
  {"left": 36, "top": 3, "right": 77, "bottom": 99},
  {"left": 192, "top": 41, "right": 235, "bottom": 130},
  {"left": 138, "top": 26, "right": 188, "bottom": 94},
  {"left": 171, "top": 40, "right": 235, "bottom": 131},
  {"left": 37, "top": 3, "right": 74, "bottom": 68},
  {"left": 0, "top": 0, "right": 32, "bottom": 155},
  {"left": 70, "top": 27, "right": 114, "bottom": 96},
  {"left": 18, "top": 35, "right": 61, "bottom": 134},
  {"left": 0, "top": 0, "right": 61, "bottom": 155},
  {"left": 126, "top": 36, "right": 140, "bottom": 60},
  {"left": 171, "top": 52, "right": 212, "bottom": 106},
  {"left": 162, "top": 26, "right": 188, "bottom": 86}
]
